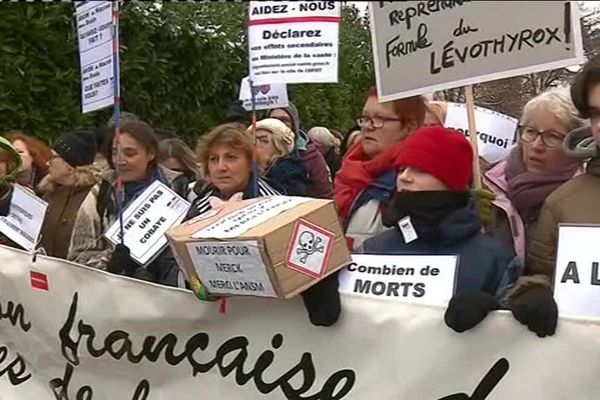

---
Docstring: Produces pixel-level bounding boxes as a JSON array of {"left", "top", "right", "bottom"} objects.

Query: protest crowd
[{"left": 0, "top": 52, "right": 598, "bottom": 339}]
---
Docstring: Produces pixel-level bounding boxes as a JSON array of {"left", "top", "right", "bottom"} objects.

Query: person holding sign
[
  {"left": 68, "top": 121, "right": 188, "bottom": 287},
  {"left": 335, "top": 87, "right": 427, "bottom": 251},
  {"left": 269, "top": 103, "right": 332, "bottom": 199},
  {"left": 510, "top": 56, "right": 600, "bottom": 337},
  {"left": 186, "top": 123, "right": 281, "bottom": 218},
  {"left": 483, "top": 88, "right": 585, "bottom": 264},
  {"left": 39, "top": 130, "right": 101, "bottom": 259},
  {"left": 359, "top": 126, "right": 519, "bottom": 333},
  {"left": 251, "top": 118, "right": 311, "bottom": 197}
]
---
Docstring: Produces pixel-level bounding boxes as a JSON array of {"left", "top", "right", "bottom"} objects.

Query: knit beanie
[
  {"left": 397, "top": 126, "right": 473, "bottom": 191},
  {"left": 252, "top": 118, "right": 295, "bottom": 154},
  {"left": 53, "top": 130, "right": 97, "bottom": 168}
]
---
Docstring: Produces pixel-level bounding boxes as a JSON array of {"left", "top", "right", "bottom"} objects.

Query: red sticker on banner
[
  {"left": 30, "top": 271, "right": 49, "bottom": 291},
  {"left": 285, "top": 219, "right": 335, "bottom": 279}
]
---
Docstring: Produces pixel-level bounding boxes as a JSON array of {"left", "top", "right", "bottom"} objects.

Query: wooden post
[{"left": 464, "top": 85, "right": 482, "bottom": 189}]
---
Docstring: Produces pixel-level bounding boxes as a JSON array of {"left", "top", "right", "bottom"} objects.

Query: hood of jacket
[
  {"left": 37, "top": 163, "right": 103, "bottom": 194},
  {"left": 564, "top": 126, "right": 598, "bottom": 159},
  {"left": 275, "top": 101, "right": 301, "bottom": 136}
]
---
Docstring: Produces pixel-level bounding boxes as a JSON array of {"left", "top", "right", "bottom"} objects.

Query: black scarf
[{"left": 382, "top": 191, "right": 470, "bottom": 242}]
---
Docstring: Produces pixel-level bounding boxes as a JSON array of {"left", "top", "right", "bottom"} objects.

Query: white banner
[
  {"left": 445, "top": 102, "right": 518, "bottom": 164},
  {"left": 339, "top": 255, "right": 458, "bottom": 306},
  {"left": 554, "top": 224, "right": 600, "bottom": 319},
  {"left": 105, "top": 181, "right": 189, "bottom": 266},
  {"left": 0, "top": 185, "right": 48, "bottom": 251},
  {"left": 371, "top": 1, "right": 584, "bottom": 101},
  {"left": 75, "top": 1, "right": 115, "bottom": 113},
  {"left": 2, "top": 246, "right": 600, "bottom": 398},
  {"left": 248, "top": 1, "right": 341, "bottom": 84},
  {"left": 239, "top": 76, "right": 288, "bottom": 111}
]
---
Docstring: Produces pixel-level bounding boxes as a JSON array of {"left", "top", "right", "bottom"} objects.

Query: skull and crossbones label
[{"left": 286, "top": 219, "right": 335, "bottom": 278}]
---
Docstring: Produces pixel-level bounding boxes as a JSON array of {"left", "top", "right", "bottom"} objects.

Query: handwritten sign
[
  {"left": 554, "top": 224, "right": 600, "bottom": 319},
  {"left": 339, "top": 254, "right": 458, "bottom": 306},
  {"left": 239, "top": 76, "right": 288, "bottom": 111},
  {"left": 445, "top": 102, "right": 518, "bottom": 163},
  {"left": 105, "top": 181, "right": 189, "bottom": 266},
  {"left": 0, "top": 185, "right": 48, "bottom": 251},
  {"left": 193, "top": 196, "right": 310, "bottom": 239},
  {"left": 371, "top": 1, "right": 584, "bottom": 101},
  {"left": 75, "top": 1, "right": 115, "bottom": 113},
  {"left": 248, "top": 1, "right": 341, "bottom": 84},
  {"left": 186, "top": 240, "right": 277, "bottom": 297}
]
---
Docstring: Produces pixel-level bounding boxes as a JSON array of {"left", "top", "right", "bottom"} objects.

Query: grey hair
[{"left": 521, "top": 87, "right": 585, "bottom": 133}]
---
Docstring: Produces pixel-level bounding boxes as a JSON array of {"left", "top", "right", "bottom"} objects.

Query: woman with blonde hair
[
  {"left": 483, "top": 87, "right": 585, "bottom": 265},
  {"left": 251, "top": 118, "right": 311, "bottom": 196}
]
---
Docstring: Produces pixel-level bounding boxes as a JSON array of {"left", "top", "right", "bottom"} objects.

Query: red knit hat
[{"left": 396, "top": 126, "right": 473, "bottom": 191}]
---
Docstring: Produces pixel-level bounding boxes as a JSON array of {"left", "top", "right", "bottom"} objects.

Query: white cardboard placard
[
  {"left": 105, "top": 181, "right": 190, "bottom": 266},
  {"left": 371, "top": 1, "right": 584, "bottom": 101},
  {"left": 239, "top": 76, "right": 288, "bottom": 111},
  {"left": 75, "top": 1, "right": 115, "bottom": 113},
  {"left": 248, "top": 1, "right": 341, "bottom": 84},
  {"left": 186, "top": 240, "right": 277, "bottom": 297},
  {"left": 0, "top": 184, "right": 48, "bottom": 251},
  {"left": 445, "top": 102, "right": 518, "bottom": 164},
  {"left": 339, "top": 254, "right": 458, "bottom": 307},
  {"left": 554, "top": 224, "right": 600, "bottom": 319}
]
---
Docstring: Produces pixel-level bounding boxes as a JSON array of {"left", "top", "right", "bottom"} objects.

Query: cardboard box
[{"left": 166, "top": 196, "right": 351, "bottom": 299}]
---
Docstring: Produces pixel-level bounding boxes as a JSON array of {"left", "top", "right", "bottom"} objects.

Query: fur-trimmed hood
[{"left": 37, "top": 163, "right": 104, "bottom": 194}]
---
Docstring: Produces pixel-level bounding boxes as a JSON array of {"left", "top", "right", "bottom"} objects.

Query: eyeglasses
[
  {"left": 356, "top": 115, "right": 403, "bottom": 129},
  {"left": 518, "top": 125, "right": 566, "bottom": 148}
]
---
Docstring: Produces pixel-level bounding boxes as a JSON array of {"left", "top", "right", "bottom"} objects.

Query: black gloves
[
  {"left": 301, "top": 272, "right": 341, "bottom": 327},
  {"left": 107, "top": 244, "right": 137, "bottom": 277},
  {"left": 510, "top": 287, "right": 557, "bottom": 338},
  {"left": 445, "top": 292, "right": 498, "bottom": 333}
]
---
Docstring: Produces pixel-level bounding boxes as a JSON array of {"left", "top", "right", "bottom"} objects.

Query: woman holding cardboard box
[
  {"left": 359, "top": 126, "right": 520, "bottom": 334},
  {"left": 186, "top": 123, "right": 341, "bottom": 327},
  {"left": 68, "top": 121, "right": 187, "bottom": 287}
]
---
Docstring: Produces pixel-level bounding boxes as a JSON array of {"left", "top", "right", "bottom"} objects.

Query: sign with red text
[
  {"left": 371, "top": 1, "right": 584, "bottom": 101},
  {"left": 75, "top": 1, "right": 115, "bottom": 113},
  {"left": 248, "top": 1, "right": 341, "bottom": 84},
  {"left": 239, "top": 76, "right": 289, "bottom": 111}
]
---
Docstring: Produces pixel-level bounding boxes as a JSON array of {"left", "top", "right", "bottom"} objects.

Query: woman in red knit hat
[{"left": 359, "top": 126, "right": 520, "bottom": 333}]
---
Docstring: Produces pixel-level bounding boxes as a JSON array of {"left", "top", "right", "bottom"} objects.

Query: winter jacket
[
  {"left": 186, "top": 174, "right": 281, "bottom": 220},
  {"left": 264, "top": 155, "right": 311, "bottom": 197},
  {"left": 273, "top": 103, "right": 332, "bottom": 198},
  {"left": 345, "top": 170, "right": 396, "bottom": 251},
  {"left": 511, "top": 152, "right": 600, "bottom": 298},
  {"left": 38, "top": 164, "right": 102, "bottom": 259},
  {"left": 360, "top": 200, "right": 520, "bottom": 304},
  {"left": 67, "top": 166, "right": 188, "bottom": 287}
]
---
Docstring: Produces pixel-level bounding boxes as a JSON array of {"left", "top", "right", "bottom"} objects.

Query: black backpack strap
[{"left": 96, "top": 179, "right": 113, "bottom": 219}]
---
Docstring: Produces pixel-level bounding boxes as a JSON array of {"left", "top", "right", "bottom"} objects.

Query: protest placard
[
  {"left": 105, "top": 181, "right": 189, "bottom": 266},
  {"left": 339, "top": 254, "right": 458, "bottom": 306},
  {"left": 75, "top": 1, "right": 115, "bottom": 113},
  {"left": 238, "top": 76, "right": 288, "bottom": 111},
  {"left": 371, "top": 1, "right": 584, "bottom": 101},
  {"left": 186, "top": 240, "right": 277, "bottom": 297},
  {"left": 554, "top": 224, "right": 600, "bottom": 319},
  {"left": 0, "top": 185, "right": 48, "bottom": 251},
  {"left": 248, "top": 1, "right": 341, "bottom": 84},
  {"left": 5, "top": 245, "right": 600, "bottom": 399},
  {"left": 445, "top": 102, "right": 518, "bottom": 164}
]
